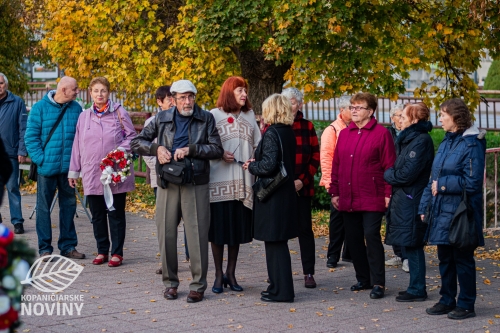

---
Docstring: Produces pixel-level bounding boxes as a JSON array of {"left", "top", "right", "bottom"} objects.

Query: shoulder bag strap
[
  {"left": 43, "top": 103, "right": 70, "bottom": 150},
  {"left": 270, "top": 127, "right": 285, "bottom": 163}
]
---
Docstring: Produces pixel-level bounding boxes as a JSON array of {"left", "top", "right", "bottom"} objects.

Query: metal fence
[
  {"left": 304, "top": 94, "right": 500, "bottom": 131},
  {"left": 485, "top": 148, "right": 500, "bottom": 231}
]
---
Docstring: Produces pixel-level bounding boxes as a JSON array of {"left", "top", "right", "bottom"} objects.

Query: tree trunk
[{"left": 232, "top": 48, "right": 292, "bottom": 115}]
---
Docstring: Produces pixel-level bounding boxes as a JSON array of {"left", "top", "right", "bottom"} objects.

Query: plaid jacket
[{"left": 293, "top": 111, "right": 320, "bottom": 197}]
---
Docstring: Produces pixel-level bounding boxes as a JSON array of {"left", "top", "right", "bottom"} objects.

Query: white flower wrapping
[{"left": 99, "top": 147, "right": 133, "bottom": 211}]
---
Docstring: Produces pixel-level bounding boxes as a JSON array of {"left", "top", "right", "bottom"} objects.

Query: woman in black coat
[
  {"left": 384, "top": 102, "right": 434, "bottom": 302},
  {"left": 243, "top": 93, "right": 298, "bottom": 303}
]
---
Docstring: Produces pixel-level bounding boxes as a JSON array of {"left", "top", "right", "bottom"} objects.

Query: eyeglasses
[
  {"left": 175, "top": 95, "right": 196, "bottom": 102},
  {"left": 349, "top": 106, "right": 371, "bottom": 111}
]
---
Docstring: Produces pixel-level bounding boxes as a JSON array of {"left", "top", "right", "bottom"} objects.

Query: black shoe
[
  {"left": 398, "top": 291, "right": 407, "bottom": 296},
  {"left": 396, "top": 292, "right": 427, "bottom": 302},
  {"left": 260, "top": 296, "right": 293, "bottom": 303},
  {"left": 426, "top": 303, "right": 455, "bottom": 315},
  {"left": 369, "top": 286, "right": 385, "bottom": 299},
  {"left": 212, "top": 277, "right": 223, "bottom": 294},
  {"left": 261, "top": 291, "right": 269, "bottom": 297},
  {"left": 350, "top": 282, "right": 373, "bottom": 291},
  {"left": 447, "top": 307, "right": 476, "bottom": 320},
  {"left": 326, "top": 257, "right": 338, "bottom": 268},
  {"left": 14, "top": 224, "right": 24, "bottom": 234},
  {"left": 223, "top": 275, "right": 243, "bottom": 292}
]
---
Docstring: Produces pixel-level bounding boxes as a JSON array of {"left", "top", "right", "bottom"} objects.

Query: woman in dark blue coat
[
  {"left": 384, "top": 102, "right": 434, "bottom": 302},
  {"left": 419, "top": 98, "right": 486, "bottom": 320}
]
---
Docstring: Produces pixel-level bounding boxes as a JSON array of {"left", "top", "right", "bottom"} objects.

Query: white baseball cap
[{"left": 170, "top": 80, "right": 197, "bottom": 94}]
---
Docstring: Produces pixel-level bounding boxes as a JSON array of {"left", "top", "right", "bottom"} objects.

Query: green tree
[
  {"left": 25, "top": 0, "right": 500, "bottom": 113},
  {"left": 484, "top": 59, "right": 500, "bottom": 93}
]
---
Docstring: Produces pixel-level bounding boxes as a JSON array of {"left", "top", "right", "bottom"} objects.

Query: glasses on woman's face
[
  {"left": 349, "top": 106, "right": 371, "bottom": 111},
  {"left": 175, "top": 95, "right": 196, "bottom": 102}
]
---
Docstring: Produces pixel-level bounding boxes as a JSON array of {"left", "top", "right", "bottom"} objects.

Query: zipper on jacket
[{"left": 469, "top": 159, "right": 472, "bottom": 177}]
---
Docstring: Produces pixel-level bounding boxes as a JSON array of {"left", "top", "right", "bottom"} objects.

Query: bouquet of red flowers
[{"left": 99, "top": 148, "right": 133, "bottom": 185}]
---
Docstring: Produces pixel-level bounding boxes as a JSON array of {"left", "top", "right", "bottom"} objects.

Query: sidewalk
[{"left": 2, "top": 192, "right": 499, "bottom": 333}]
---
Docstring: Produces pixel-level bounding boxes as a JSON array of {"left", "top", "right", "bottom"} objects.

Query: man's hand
[
  {"left": 331, "top": 196, "right": 339, "bottom": 210},
  {"left": 68, "top": 178, "right": 78, "bottom": 188},
  {"left": 174, "top": 147, "right": 189, "bottom": 161},
  {"left": 222, "top": 150, "right": 234, "bottom": 163},
  {"left": 157, "top": 146, "right": 172, "bottom": 164},
  {"left": 420, "top": 214, "right": 425, "bottom": 221},
  {"left": 294, "top": 179, "right": 303, "bottom": 192},
  {"left": 431, "top": 180, "right": 438, "bottom": 196},
  {"left": 18, "top": 155, "right": 26, "bottom": 163},
  {"left": 385, "top": 197, "right": 391, "bottom": 208}
]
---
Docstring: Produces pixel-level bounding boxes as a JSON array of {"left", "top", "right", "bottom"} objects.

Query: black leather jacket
[{"left": 131, "top": 104, "right": 223, "bottom": 188}]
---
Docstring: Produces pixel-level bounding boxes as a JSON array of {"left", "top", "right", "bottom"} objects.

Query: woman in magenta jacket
[{"left": 329, "top": 92, "right": 396, "bottom": 300}]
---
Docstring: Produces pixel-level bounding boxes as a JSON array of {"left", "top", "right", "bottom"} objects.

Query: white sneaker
[
  {"left": 385, "top": 256, "right": 402, "bottom": 266},
  {"left": 402, "top": 259, "right": 409, "bottom": 273}
]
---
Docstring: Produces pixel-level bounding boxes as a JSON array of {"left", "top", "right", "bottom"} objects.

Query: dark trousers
[
  {"left": 405, "top": 245, "right": 426, "bottom": 296},
  {"left": 327, "top": 204, "right": 351, "bottom": 262},
  {"left": 87, "top": 193, "right": 127, "bottom": 257},
  {"left": 265, "top": 241, "right": 295, "bottom": 301},
  {"left": 392, "top": 245, "right": 407, "bottom": 260},
  {"left": 437, "top": 245, "right": 476, "bottom": 311},
  {"left": 343, "top": 211, "right": 385, "bottom": 286},
  {"left": 36, "top": 174, "right": 78, "bottom": 255},
  {"left": 297, "top": 196, "right": 315, "bottom": 275}
]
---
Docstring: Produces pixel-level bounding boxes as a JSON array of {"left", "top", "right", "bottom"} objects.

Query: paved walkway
[{"left": 2, "top": 193, "right": 500, "bottom": 333}]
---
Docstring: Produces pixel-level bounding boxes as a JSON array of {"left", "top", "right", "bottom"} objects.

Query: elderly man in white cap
[{"left": 131, "top": 80, "right": 223, "bottom": 303}]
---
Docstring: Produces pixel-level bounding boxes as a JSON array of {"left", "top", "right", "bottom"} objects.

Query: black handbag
[
  {"left": 160, "top": 159, "right": 193, "bottom": 185},
  {"left": 28, "top": 104, "right": 70, "bottom": 182},
  {"left": 448, "top": 189, "right": 478, "bottom": 251},
  {"left": 252, "top": 127, "right": 288, "bottom": 202}
]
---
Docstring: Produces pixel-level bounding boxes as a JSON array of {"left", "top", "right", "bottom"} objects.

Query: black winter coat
[
  {"left": 131, "top": 105, "right": 224, "bottom": 188},
  {"left": 384, "top": 121, "right": 434, "bottom": 247},
  {"left": 249, "top": 124, "right": 298, "bottom": 242}
]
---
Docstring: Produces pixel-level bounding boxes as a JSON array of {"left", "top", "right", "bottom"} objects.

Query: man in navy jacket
[{"left": 0, "top": 73, "right": 27, "bottom": 234}]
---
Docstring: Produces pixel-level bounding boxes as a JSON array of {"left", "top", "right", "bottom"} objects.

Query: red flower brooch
[{"left": 228, "top": 116, "right": 234, "bottom": 124}]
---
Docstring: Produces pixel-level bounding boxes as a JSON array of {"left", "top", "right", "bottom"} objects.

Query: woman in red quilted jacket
[{"left": 329, "top": 92, "right": 396, "bottom": 300}]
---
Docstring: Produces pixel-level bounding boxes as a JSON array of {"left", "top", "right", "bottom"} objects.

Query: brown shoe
[
  {"left": 156, "top": 267, "right": 162, "bottom": 275},
  {"left": 163, "top": 287, "right": 178, "bottom": 300},
  {"left": 304, "top": 274, "right": 317, "bottom": 288},
  {"left": 63, "top": 249, "right": 86, "bottom": 259},
  {"left": 186, "top": 290, "right": 204, "bottom": 303},
  {"left": 40, "top": 252, "right": 53, "bottom": 262}
]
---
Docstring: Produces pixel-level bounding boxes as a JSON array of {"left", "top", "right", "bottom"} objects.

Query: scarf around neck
[{"left": 93, "top": 100, "right": 110, "bottom": 117}]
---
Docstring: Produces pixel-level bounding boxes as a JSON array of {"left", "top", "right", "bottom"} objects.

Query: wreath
[{"left": 99, "top": 147, "right": 133, "bottom": 184}]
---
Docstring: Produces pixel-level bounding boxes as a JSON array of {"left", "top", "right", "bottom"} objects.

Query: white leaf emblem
[
  {"left": 409, "top": 151, "right": 416, "bottom": 158},
  {"left": 20, "top": 255, "right": 84, "bottom": 293}
]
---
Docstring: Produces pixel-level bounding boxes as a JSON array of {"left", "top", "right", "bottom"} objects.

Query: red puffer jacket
[{"left": 328, "top": 117, "right": 396, "bottom": 212}]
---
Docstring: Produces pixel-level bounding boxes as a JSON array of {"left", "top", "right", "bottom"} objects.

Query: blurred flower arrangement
[
  {"left": 99, "top": 147, "right": 133, "bottom": 185},
  {"left": 0, "top": 224, "right": 36, "bottom": 332}
]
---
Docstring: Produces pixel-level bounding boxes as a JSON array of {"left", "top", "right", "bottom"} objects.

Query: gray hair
[
  {"left": 282, "top": 87, "right": 303, "bottom": 104},
  {"left": 0, "top": 73, "right": 8, "bottom": 86},
  {"left": 390, "top": 103, "right": 405, "bottom": 117},
  {"left": 338, "top": 96, "right": 351, "bottom": 110}
]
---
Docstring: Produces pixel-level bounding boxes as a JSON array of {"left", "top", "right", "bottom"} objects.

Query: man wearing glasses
[{"left": 131, "top": 80, "right": 224, "bottom": 303}]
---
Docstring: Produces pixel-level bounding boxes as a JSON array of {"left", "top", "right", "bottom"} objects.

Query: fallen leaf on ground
[
  {"left": 290, "top": 308, "right": 296, "bottom": 312},
  {"left": 484, "top": 279, "right": 491, "bottom": 285}
]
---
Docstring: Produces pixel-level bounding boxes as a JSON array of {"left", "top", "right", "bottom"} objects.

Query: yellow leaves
[
  {"left": 304, "top": 84, "right": 315, "bottom": 93},
  {"left": 436, "top": 23, "right": 443, "bottom": 31},
  {"left": 443, "top": 27, "right": 453, "bottom": 35},
  {"left": 484, "top": 278, "right": 491, "bottom": 285},
  {"left": 289, "top": 308, "right": 296, "bottom": 312}
]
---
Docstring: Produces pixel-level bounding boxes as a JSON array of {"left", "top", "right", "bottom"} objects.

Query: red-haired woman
[{"left": 208, "top": 76, "right": 261, "bottom": 293}]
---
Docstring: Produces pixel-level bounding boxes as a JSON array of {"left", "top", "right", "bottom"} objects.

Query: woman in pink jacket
[
  {"left": 329, "top": 92, "right": 396, "bottom": 300},
  {"left": 68, "top": 77, "right": 136, "bottom": 267}
]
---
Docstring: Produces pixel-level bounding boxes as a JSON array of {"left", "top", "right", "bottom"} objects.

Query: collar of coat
[
  {"left": 396, "top": 120, "right": 433, "bottom": 144},
  {"left": 294, "top": 110, "right": 304, "bottom": 121},
  {"left": 157, "top": 104, "right": 204, "bottom": 122},
  {"left": 348, "top": 116, "right": 377, "bottom": 131}
]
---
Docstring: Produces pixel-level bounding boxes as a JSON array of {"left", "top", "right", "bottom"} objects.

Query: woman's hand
[
  {"left": 294, "top": 179, "right": 303, "bottom": 192},
  {"left": 242, "top": 159, "right": 255, "bottom": 170},
  {"left": 385, "top": 197, "right": 390, "bottom": 208},
  {"left": 157, "top": 146, "right": 171, "bottom": 164},
  {"left": 331, "top": 196, "right": 339, "bottom": 210},
  {"left": 222, "top": 150, "right": 235, "bottom": 163},
  {"left": 420, "top": 214, "right": 425, "bottom": 221},
  {"left": 68, "top": 178, "right": 78, "bottom": 188},
  {"left": 431, "top": 180, "right": 438, "bottom": 196}
]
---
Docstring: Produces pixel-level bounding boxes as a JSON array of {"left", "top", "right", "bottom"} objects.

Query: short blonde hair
[
  {"left": 262, "top": 94, "right": 294, "bottom": 125},
  {"left": 89, "top": 76, "right": 111, "bottom": 91}
]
